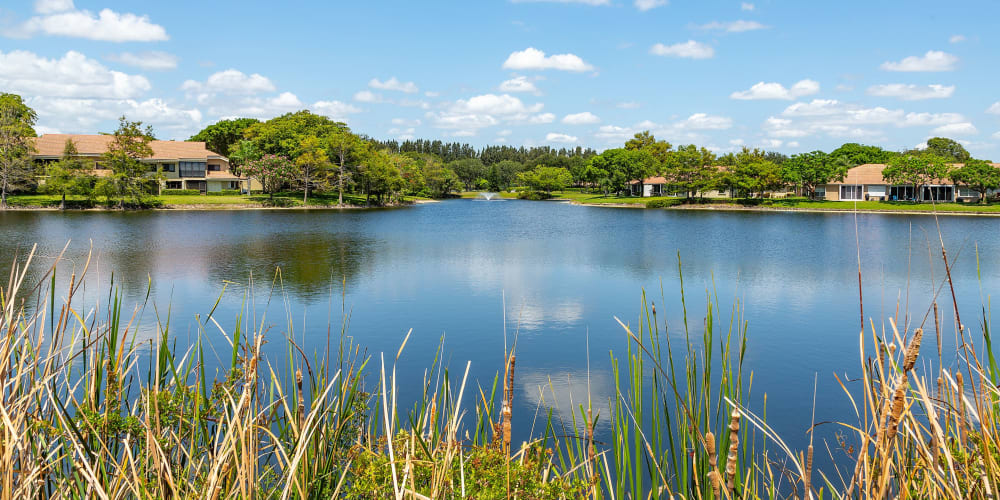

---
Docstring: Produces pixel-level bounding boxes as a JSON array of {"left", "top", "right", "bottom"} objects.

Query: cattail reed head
[
  {"left": 902, "top": 328, "right": 922, "bottom": 372},
  {"left": 295, "top": 368, "right": 302, "bottom": 391},
  {"left": 706, "top": 431, "right": 720, "bottom": 497},
  {"left": 886, "top": 373, "right": 908, "bottom": 442}
]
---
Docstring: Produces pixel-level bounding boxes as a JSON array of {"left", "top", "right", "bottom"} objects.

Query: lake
[{"left": 0, "top": 199, "right": 993, "bottom": 462}]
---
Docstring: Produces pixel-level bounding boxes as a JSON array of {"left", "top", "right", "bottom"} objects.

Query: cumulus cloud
[
  {"left": 881, "top": 51, "right": 958, "bottom": 72},
  {"left": 546, "top": 132, "right": 578, "bottom": 143},
  {"left": 634, "top": 0, "right": 668, "bottom": 11},
  {"left": 562, "top": 111, "right": 600, "bottom": 124},
  {"left": 650, "top": 40, "right": 714, "bottom": 59},
  {"left": 595, "top": 113, "right": 731, "bottom": 144},
  {"left": 426, "top": 93, "right": 553, "bottom": 131},
  {"left": 932, "top": 122, "right": 978, "bottom": 136},
  {"left": 987, "top": 102, "right": 1000, "bottom": 115},
  {"left": 697, "top": 20, "right": 768, "bottom": 32},
  {"left": 949, "top": 34, "right": 965, "bottom": 43},
  {"left": 529, "top": 112, "right": 556, "bottom": 124},
  {"left": 369, "top": 77, "right": 418, "bottom": 93},
  {"left": 762, "top": 98, "right": 969, "bottom": 141},
  {"left": 106, "top": 51, "right": 178, "bottom": 71},
  {"left": 0, "top": 50, "right": 150, "bottom": 99},
  {"left": 391, "top": 117, "right": 422, "bottom": 127},
  {"left": 28, "top": 96, "right": 200, "bottom": 137},
  {"left": 499, "top": 76, "right": 540, "bottom": 94},
  {"left": 741, "top": 2, "right": 755, "bottom": 10},
  {"left": 866, "top": 83, "right": 955, "bottom": 100},
  {"left": 312, "top": 100, "right": 361, "bottom": 121},
  {"left": 353, "top": 90, "right": 382, "bottom": 103},
  {"left": 730, "top": 79, "right": 819, "bottom": 100},
  {"left": 502, "top": 47, "right": 594, "bottom": 72},
  {"left": 181, "top": 70, "right": 275, "bottom": 101},
  {"left": 11, "top": 4, "right": 168, "bottom": 42}
]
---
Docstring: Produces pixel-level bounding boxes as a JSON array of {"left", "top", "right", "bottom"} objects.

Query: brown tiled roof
[
  {"left": 630, "top": 176, "right": 668, "bottom": 185},
  {"left": 830, "top": 163, "right": 1000, "bottom": 186},
  {"left": 31, "top": 134, "right": 227, "bottom": 161}
]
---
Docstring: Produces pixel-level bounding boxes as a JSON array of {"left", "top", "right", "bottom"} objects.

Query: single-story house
[
  {"left": 32, "top": 134, "right": 258, "bottom": 193},
  {"left": 821, "top": 163, "right": 1000, "bottom": 202}
]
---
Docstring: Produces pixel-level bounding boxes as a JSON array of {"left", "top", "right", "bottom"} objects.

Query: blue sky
[{"left": 2, "top": 0, "right": 1000, "bottom": 157}]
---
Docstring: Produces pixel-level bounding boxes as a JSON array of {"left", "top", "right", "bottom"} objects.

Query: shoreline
[
  {"left": 1, "top": 199, "right": 437, "bottom": 212},
  {"left": 570, "top": 200, "right": 1000, "bottom": 217}
]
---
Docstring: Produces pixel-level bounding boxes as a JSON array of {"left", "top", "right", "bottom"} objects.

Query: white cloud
[
  {"left": 741, "top": 2, "right": 755, "bottom": 10},
  {"left": 881, "top": 51, "right": 958, "bottom": 72},
  {"left": 650, "top": 40, "right": 714, "bottom": 59},
  {"left": 369, "top": 77, "right": 418, "bottom": 93},
  {"left": 502, "top": 47, "right": 594, "bottom": 72},
  {"left": 13, "top": 7, "right": 168, "bottom": 42},
  {"left": 634, "top": 0, "right": 668, "bottom": 11},
  {"left": 399, "top": 99, "right": 430, "bottom": 109},
  {"left": 106, "top": 51, "right": 178, "bottom": 71},
  {"left": 617, "top": 101, "right": 640, "bottom": 109},
  {"left": 529, "top": 112, "right": 556, "bottom": 124},
  {"left": 762, "top": 139, "right": 783, "bottom": 148},
  {"left": 697, "top": 20, "right": 768, "bottom": 32},
  {"left": 729, "top": 138, "right": 745, "bottom": 146},
  {"left": 28, "top": 96, "right": 200, "bottom": 137},
  {"left": 451, "top": 93, "right": 543, "bottom": 115},
  {"left": 499, "top": 76, "right": 540, "bottom": 94},
  {"left": 866, "top": 83, "right": 955, "bottom": 101},
  {"left": 312, "top": 100, "right": 361, "bottom": 121},
  {"left": 34, "top": 0, "right": 74, "bottom": 14},
  {"left": 0, "top": 49, "right": 150, "bottom": 99},
  {"left": 993, "top": 131, "right": 1000, "bottom": 140},
  {"left": 562, "top": 111, "right": 600, "bottom": 124},
  {"left": 987, "top": 102, "right": 1000, "bottom": 115},
  {"left": 546, "top": 132, "right": 578, "bottom": 143},
  {"left": 949, "top": 34, "right": 966, "bottom": 44},
  {"left": 424, "top": 91, "right": 440, "bottom": 97},
  {"left": 730, "top": 79, "right": 819, "bottom": 100},
  {"left": 498, "top": 129, "right": 513, "bottom": 136},
  {"left": 764, "top": 98, "right": 969, "bottom": 141},
  {"left": 353, "top": 90, "right": 382, "bottom": 103},
  {"left": 181, "top": 70, "right": 275, "bottom": 101},
  {"left": 932, "top": 122, "right": 978, "bottom": 136},
  {"left": 677, "top": 113, "right": 732, "bottom": 130},
  {"left": 391, "top": 117, "right": 422, "bottom": 127},
  {"left": 787, "top": 141, "right": 800, "bottom": 148}
]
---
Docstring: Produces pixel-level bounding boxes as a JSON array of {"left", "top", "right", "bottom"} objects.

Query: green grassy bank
[{"left": 3, "top": 192, "right": 429, "bottom": 209}]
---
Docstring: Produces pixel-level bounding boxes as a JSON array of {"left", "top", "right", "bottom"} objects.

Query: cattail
[
  {"left": 902, "top": 328, "right": 922, "bottom": 372},
  {"left": 887, "top": 342, "right": 896, "bottom": 356},
  {"left": 803, "top": 444, "right": 814, "bottom": 499},
  {"left": 957, "top": 371, "right": 967, "bottom": 448},
  {"left": 296, "top": 368, "right": 304, "bottom": 432},
  {"left": 726, "top": 410, "right": 740, "bottom": 496},
  {"left": 706, "top": 431, "right": 720, "bottom": 498},
  {"left": 886, "top": 373, "right": 908, "bottom": 442}
]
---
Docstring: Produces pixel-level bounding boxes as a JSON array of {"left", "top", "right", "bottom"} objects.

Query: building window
[
  {"left": 207, "top": 164, "right": 221, "bottom": 171},
  {"left": 178, "top": 161, "right": 206, "bottom": 178},
  {"left": 162, "top": 163, "right": 176, "bottom": 172},
  {"left": 889, "top": 185, "right": 915, "bottom": 201},
  {"left": 840, "top": 185, "right": 862, "bottom": 201},
  {"left": 94, "top": 161, "right": 106, "bottom": 170},
  {"left": 813, "top": 187, "right": 826, "bottom": 199},
  {"left": 166, "top": 181, "right": 182, "bottom": 189}
]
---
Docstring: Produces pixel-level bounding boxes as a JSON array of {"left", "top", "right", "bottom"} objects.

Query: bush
[
  {"left": 646, "top": 198, "right": 682, "bottom": 209},
  {"left": 516, "top": 191, "right": 553, "bottom": 200},
  {"left": 206, "top": 190, "right": 242, "bottom": 196},
  {"left": 161, "top": 189, "right": 201, "bottom": 196}
]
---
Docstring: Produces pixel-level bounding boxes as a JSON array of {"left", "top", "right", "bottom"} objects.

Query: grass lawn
[{"left": 5, "top": 192, "right": 424, "bottom": 209}]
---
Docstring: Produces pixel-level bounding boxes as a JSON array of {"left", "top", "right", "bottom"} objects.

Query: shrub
[
  {"left": 206, "top": 189, "right": 242, "bottom": 196},
  {"left": 646, "top": 198, "right": 682, "bottom": 208},
  {"left": 517, "top": 191, "right": 553, "bottom": 200},
  {"left": 161, "top": 189, "right": 201, "bottom": 196}
]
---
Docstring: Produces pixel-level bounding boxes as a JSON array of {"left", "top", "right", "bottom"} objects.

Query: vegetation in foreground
[{"left": 3, "top": 228, "right": 998, "bottom": 498}]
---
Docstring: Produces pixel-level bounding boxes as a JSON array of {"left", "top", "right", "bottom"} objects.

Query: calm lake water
[{"left": 1, "top": 199, "right": 995, "bottom": 461}]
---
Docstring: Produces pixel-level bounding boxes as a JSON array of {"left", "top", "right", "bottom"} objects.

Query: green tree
[
  {"left": 517, "top": 166, "right": 572, "bottom": 194},
  {"left": 949, "top": 159, "right": 1000, "bottom": 203},
  {"left": 783, "top": 151, "right": 850, "bottom": 198},
  {"left": 189, "top": 118, "right": 260, "bottom": 157},
  {"left": 358, "top": 150, "right": 405, "bottom": 204},
  {"left": 423, "top": 163, "right": 461, "bottom": 198},
  {"left": 100, "top": 116, "right": 155, "bottom": 209},
  {"left": 0, "top": 93, "right": 38, "bottom": 209},
  {"left": 588, "top": 148, "right": 656, "bottom": 196},
  {"left": 881, "top": 154, "right": 950, "bottom": 201},
  {"left": 448, "top": 158, "right": 486, "bottom": 191},
  {"left": 921, "top": 137, "right": 971, "bottom": 163},
  {"left": 486, "top": 160, "right": 523, "bottom": 191},
  {"left": 664, "top": 144, "right": 716, "bottom": 198},
  {"left": 829, "top": 143, "right": 897, "bottom": 166},
  {"left": 719, "top": 154, "right": 785, "bottom": 198},
  {"left": 323, "top": 126, "right": 364, "bottom": 206},
  {"left": 242, "top": 154, "right": 296, "bottom": 200},
  {"left": 43, "top": 139, "right": 92, "bottom": 209},
  {"left": 294, "top": 135, "right": 330, "bottom": 203},
  {"left": 625, "top": 131, "right": 672, "bottom": 165}
]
